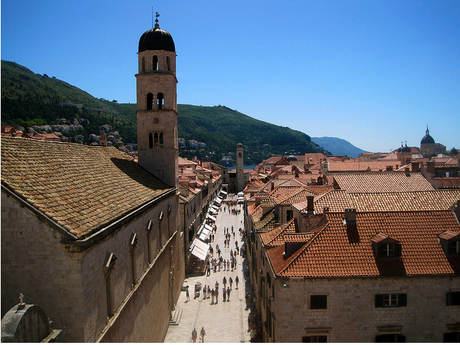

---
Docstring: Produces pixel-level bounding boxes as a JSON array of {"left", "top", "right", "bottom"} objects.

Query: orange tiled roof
[
  {"left": 350, "top": 190, "right": 460, "bottom": 212},
  {"left": 333, "top": 172, "right": 434, "bottom": 193},
  {"left": 327, "top": 160, "right": 401, "bottom": 172},
  {"left": 268, "top": 210, "right": 460, "bottom": 278},
  {"left": 1, "top": 137, "right": 173, "bottom": 238},
  {"left": 260, "top": 218, "right": 297, "bottom": 247}
]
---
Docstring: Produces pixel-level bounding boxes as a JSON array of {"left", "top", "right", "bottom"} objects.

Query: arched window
[
  {"left": 154, "top": 132, "right": 159, "bottom": 148},
  {"left": 149, "top": 132, "right": 153, "bottom": 149},
  {"left": 157, "top": 93, "right": 164, "bottom": 110},
  {"left": 147, "top": 93, "right": 153, "bottom": 110},
  {"left": 160, "top": 132, "right": 164, "bottom": 148},
  {"left": 153, "top": 56, "right": 158, "bottom": 71},
  {"left": 166, "top": 56, "right": 171, "bottom": 71}
]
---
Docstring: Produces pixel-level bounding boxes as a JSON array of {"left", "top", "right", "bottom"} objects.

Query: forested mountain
[{"left": 1, "top": 60, "right": 323, "bottom": 165}]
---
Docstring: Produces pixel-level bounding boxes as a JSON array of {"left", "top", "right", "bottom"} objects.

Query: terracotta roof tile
[
  {"left": 333, "top": 172, "right": 434, "bottom": 193},
  {"left": 268, "top": 210, "right": 460, "bottom": 278},
  {"left": 1, "top": 137, "right": 173, "bottom": 238},
  {"left": 260, "top": 219, "right": 297, "bottom": 247}
]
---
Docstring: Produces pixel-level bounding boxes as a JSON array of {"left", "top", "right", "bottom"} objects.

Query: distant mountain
[
  {"left": 1, "top": 60, "right": 323, "bottom": 165},
  {"left": 312, "top": 137, "right": 366, "bottom": 158}
]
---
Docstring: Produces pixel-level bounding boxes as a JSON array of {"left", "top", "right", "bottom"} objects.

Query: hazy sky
[{"left": 2, "top": 0, "right": 459, "bottom": 153}]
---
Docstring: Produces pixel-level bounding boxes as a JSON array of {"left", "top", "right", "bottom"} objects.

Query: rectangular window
[
  {"left": 382, "top": 243, "right": 395, "bottom": 257},
  {"left": 446, "top": 291, "right": 460, "bottom": 306},
  {"left": 375, "top": 293, "right": 407, "bottom": 308},
  {"left": 375, "top": 334, "right": 406, "bottom": 342},
  {"left": 310, "top": 295, "right": 328, "bottom": 309},
  {"left": 302, "top": 335, "right": 328, "bottom": 342}
]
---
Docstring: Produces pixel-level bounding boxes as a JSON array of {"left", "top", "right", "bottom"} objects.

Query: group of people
[{"left": 191, "top": 327, "right": 206, "bottom": 343}]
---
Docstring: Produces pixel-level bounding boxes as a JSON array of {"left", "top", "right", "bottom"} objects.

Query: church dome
[
  {"left": 421, "top": 127, "right": 435, "bottom": 145},
  {"left": 138, "top": 24, "right": 175, "bottom": 53}
]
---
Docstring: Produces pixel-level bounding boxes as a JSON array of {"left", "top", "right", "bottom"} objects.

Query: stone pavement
[{"left": 164, "top": 194, "right": 252, "bottom": 343}]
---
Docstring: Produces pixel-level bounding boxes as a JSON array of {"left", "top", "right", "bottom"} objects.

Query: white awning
[
  {"left": 197, "top": 223, "right": 212, "bottom": 241},
  {"left": 213, "top": 197, "right": 222, "bottom": 205},
  {"left": 210, "top": 205, "right": 219, "bottom": 212},
  {"left": 219, "top": 190, "right": 228, "bottom": 195},
  {"left": 238, "top": 192, "right": 244, "bottom": 196},
  {"left": 189, "top": 238, "right": 209, "bottom": 261},
  {"left": 207, "top": 214, "right": 217, "bottom": 222}
]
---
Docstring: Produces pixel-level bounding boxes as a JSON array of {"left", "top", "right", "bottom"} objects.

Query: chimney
[
  {"left": 455, "top": 200, "right": 460, "bottom": 222},
  {"left": 344, "top": 208, "right": 356, "bottom": 225},
  {"left": 411, "top": 162, "right": 420, "bottom": 172},
  {"left": 271, "top": 181, "right": 275, "bottom": 191},
  {"left": 306, "top": 195, "right": 314, "bottom": 214},
  {"left": 427, "top": 161, "right": 435, "bottom": 174}
]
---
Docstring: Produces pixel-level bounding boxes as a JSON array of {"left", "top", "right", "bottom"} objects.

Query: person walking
[
  {"left": 211, "top": 289, "right": 215, "bottom": 304},
  {"left": 186, "top": 286, "right": 190, "bottom": 302},
  {"left": 200, "top": 327, "right": 206, "bottom": 343},
  {"left": 192, "top": 328, "right": 197, "bottom": 343},
  {"left": 229, "top": 277, "right": 233, "bottom": 289},
  {"left": 235, "top": 275, "right": 239, "bottom": 289},
  {"left": 223, "top": 276, "right": 227, "bottom": 289},
  {"left": 207, "top": 285, "right": 211, "bottom": 299},
  {"left": 227, "top": 286, "right": 231, "bottom": 301},
  {"left": 215, "top": 288, "right": 218, "bottom": 304},
  {"left": 223, "top": 287, "right": 226, "bottom": 302}
]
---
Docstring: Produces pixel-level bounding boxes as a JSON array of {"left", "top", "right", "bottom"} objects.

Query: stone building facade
[{"left": 1, "top": 20, "right": 185, "bottom": 342}]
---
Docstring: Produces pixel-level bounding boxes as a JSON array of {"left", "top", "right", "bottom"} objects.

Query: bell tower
[{"left": 136, "top": 14, "right": 178, "bottom": 187}]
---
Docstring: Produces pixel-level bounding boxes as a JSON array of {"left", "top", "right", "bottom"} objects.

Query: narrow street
[{"left": 164, "top": 194, "right": 252, "bottom": 343}]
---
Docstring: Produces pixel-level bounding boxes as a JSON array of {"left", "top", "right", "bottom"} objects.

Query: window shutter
[
  {"left": 398, "top": 293, "right": 407, "bottom": 307},
  {"left": 447, "top": 292, "right": 452, "bottom": 306},
  {"left": 375, "top": 294, "right": 384, "bottom": 308}
]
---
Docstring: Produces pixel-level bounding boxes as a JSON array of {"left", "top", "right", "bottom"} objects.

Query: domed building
[{"left": 420, "top": 126, "right": 446, "bottom": 157}]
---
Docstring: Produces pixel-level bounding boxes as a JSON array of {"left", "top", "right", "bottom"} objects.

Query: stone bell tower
[
  {"left": 136, "top": 15, "right": 178, "bottom": 188},
  {"left": 236, "top": 143, "right": 244, "bottom": 192}
]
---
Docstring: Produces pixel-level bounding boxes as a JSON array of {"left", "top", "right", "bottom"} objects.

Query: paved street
[{"left": 165, "top": 194, "right": 252, "bottom": 343}]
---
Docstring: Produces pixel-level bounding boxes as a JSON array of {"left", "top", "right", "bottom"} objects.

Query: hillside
[
  {"left": 312, "top": 136, "right": 366, "bottom": 158},
  {"left": 1, "top": 60, "right": 322, "bottom": 164}
]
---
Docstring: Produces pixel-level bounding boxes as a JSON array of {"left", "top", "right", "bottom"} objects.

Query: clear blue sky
[{"left": 2, "top": 0, "right": 459, "bottom": 153}]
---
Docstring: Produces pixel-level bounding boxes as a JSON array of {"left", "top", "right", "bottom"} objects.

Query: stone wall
[{"left": 270, "top": 275, "right": 460, "bottom": 342}]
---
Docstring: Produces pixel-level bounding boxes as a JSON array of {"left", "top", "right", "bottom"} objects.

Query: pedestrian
[
  {"left": 203, "top": 285, "right": 207, "bottom": 299},
  {"left": 223, "top": 276, "right": 227, "bottom": 289},
  {"left": 235, "top": 276, "right": 239, "bottom": 289},
  {"left": 215, "top": 288, "right": 218, "bottom": 304},
  {"left": 229, "top": 277, "right": 233, "bottom": 289},
  {"left": 227, "top": 286, "right": 231, "bottom": 301},
  {"left": 211, "top": 289, "right": 215, "bottom": 304},
  {"left": 186, "top": 286, "right": 190, "bottom": 302},
  {"left": 200, "top": 327, "right": 206, "bottom": 343},
  {"left": 192, "top": 328, "right": 197, "bottom": 343},
  {"left": 207, "top": 285, "right": 211, "bottom": 299},
  {"left": 206, "top": 262, "right": 210, "bottom": 276},
  {"left": 223, "top": 287, "right": 226, "bottom": 302}
]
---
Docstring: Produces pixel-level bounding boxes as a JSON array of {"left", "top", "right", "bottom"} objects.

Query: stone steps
[{"left": 169, "top": 307, "right": 183, "bottom": 326}]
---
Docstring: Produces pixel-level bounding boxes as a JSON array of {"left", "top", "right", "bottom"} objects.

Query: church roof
[
  {"left": 138, "top": 24, "right": 175, "bottom": 53},
  {"left": 421, "top": 127, "right": 435, "bottom": 145},
  {"left": 1, "top": 137, "right": 174, "bottom": 239}
]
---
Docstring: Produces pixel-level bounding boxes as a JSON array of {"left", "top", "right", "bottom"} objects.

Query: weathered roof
[{"left": 1, "top": 137, "right": 173, "bottom": 238}]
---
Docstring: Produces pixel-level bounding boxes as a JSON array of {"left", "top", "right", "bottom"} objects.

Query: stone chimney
[
  {"left": 411, "top": 162, "right": 420, "bottom": 172},
  {"left": 306, "top": 195, "right": 314, "bottom": 214},
  {"left": 344, "top": 208, "right": 356, "bottom": 225},
  {"left": 427, "top": 161, "right": 435, "bottom": 174}
]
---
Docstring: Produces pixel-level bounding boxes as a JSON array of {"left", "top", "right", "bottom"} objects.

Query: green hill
[{"left": 1, "top": 60, "right": 321, "bottom": 165}]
